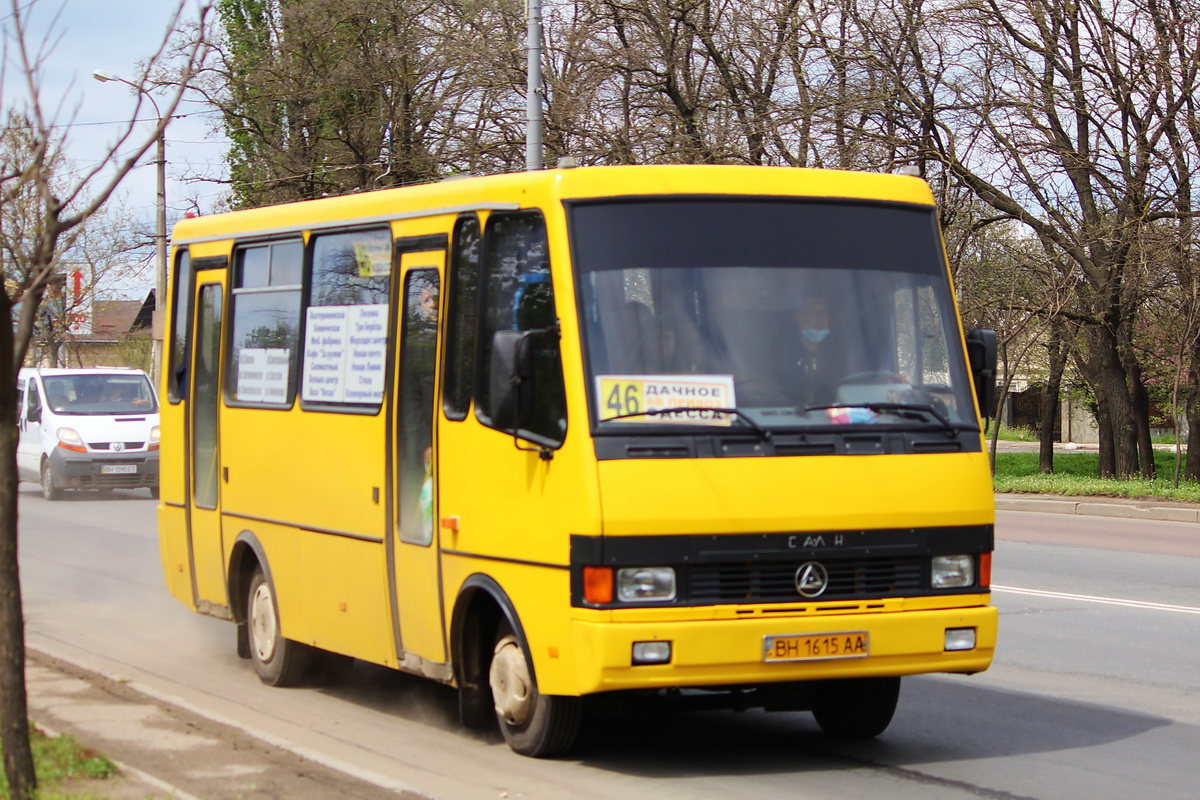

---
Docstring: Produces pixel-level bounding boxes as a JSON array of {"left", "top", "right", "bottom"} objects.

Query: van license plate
[
  {"left": 763, "top": 632, "right": 869, "bottom": 662},
  {"left": 100, "top": 465, "right": 137, "bottom": 475}
]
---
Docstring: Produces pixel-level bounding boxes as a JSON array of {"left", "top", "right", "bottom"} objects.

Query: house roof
[{"left": 72, "top": 292, "right": 154, "bottom": 343}]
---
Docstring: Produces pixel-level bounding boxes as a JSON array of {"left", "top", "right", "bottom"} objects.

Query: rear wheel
[
  {"left": 40, "top": 460, "right": 62, "bottom": 501},
  {"left": 811, "top": 677, "right": 901, "bottom": 739},
  {"left": 246, "top": 567, "right": 312, "bottom": 687},
  {"left": 489, "top": 627, "right": 581, "bottom": 757}
]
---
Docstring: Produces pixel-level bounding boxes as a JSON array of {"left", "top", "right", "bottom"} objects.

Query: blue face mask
[{"left": 802, "top": 327, "right": 830, "bottom": 344}]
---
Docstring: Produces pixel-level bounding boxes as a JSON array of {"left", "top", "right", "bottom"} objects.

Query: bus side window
[
  {"left": 476, "top": 213, "right": 567, "bottom": 446},
  {"left": 301, "top": 228, "right": 391, "bottom": 408},
  {"left": 169, "top": 249, "right": 193, "bottom": 402},
  {"left": 443, "top": 215, "right": 481, "bottom": 420},
  {"left": 227, "top": 240, "right": 303, "bottom": 406},
  {"left": 399, "top": 269, "right": 439, "bottom": 545}
]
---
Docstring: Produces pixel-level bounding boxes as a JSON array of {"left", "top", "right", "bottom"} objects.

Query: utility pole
[
  {"left": 525, "top": 0, "right": 544, "bottom": 171},
  {"left": 93, "top": 70, "right": 167, "bottom": 380}
]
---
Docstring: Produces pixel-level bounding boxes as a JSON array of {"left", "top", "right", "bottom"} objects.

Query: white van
[{"left": 17, "top": 367, "right": 160, "bottom": 500}]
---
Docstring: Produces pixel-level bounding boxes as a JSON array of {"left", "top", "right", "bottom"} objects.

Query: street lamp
[{"left": 92, "top": 69, "right": 168, "bottom": 380}]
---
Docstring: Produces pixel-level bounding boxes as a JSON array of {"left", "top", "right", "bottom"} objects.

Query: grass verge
[
  {"left": 0, "top": 726, "right": 116, "bottom": 800},
  {"left": 994, "top": 450, "right": 1200, "bottom": 503},
  {"left": 992, "top": 424, "right": 1038, "bottom": 442}
]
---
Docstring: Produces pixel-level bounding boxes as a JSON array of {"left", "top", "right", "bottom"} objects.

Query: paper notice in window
[
  {"left": 302, "top": 304, "right": 388, "bottom": 403},
  {"left": 354, "top": 239, "right": 392, "bottom": 278},
  {"left": 237, "top": 348, "right": 290, "bottom": 403},
  {"left": 596, "top": 375, "right": 735, "bottom": 425}
]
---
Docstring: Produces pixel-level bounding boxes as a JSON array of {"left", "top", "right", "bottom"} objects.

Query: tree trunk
[
  {"left": 0, "top": 297, "right": 36, "bottom": 799},
  {"left": 1186, "top": 342, "right": 1200, "bottom": 481},
  {"left": 988, "top": 338, "right": 1013, "bottom": 473},
  {"left": 1038, "top": 320, "right": 1067, "bottom": 474},
  {"left": 1129, "top": 374, "right": 1156, "bottom": 479},
  {"left": 1093, "top": 329, "right": 1141, "bottom": 478},
  {"left": 1121, "top": 339, "right": 1156, "bottom": 479}
]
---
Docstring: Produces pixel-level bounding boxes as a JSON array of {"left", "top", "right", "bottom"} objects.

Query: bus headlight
[
  {"left": 617, "top": 567, "right": 676, "bottom": 602},
  {"left": 932, "top": 555, "right": 975, "bottom": 588}
]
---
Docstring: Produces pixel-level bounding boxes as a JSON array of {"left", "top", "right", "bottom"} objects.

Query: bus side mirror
[
  {"left": 965, "top": 327, "right": 997, "bottom": 419},
  {"left": 489, "top": 330, "right": 534, "bottom": 431}
]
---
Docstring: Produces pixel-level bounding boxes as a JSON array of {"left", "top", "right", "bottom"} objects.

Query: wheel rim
[
  {"left": 249, "top": 582, "right": 278, "bottom": 663},
  {"left": 490, "top": 635, "right": 534, "bottom": 727}
]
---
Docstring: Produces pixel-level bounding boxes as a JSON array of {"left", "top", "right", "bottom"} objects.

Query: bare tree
[
  {"left": 839, "top": 0, "right": 1200, "bottom": 478},
  {"left": 3, "top": 181, "right": 156, "bottom": 368},
  {"left": 0, "top": 3, "right": 210, "bottom": 796}
]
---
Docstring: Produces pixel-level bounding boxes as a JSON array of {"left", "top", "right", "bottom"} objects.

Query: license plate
[
  {"left": 100, "top": 464, "right": 138, "bottom": 475},
  {"left": 763, "top": 632, "right": 869, "bottom": 662}
]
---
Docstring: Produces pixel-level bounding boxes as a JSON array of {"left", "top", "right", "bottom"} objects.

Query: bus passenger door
[
  {"left": 188, "top": 278, "right": 229, "bottom": 611},
  {"left": 389, "top": 249, "right": 447, "bottom": 668}
]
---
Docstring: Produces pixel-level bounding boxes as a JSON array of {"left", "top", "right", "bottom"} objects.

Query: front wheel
[
  {"left": 246, "top": 567, "right": 312, "bottom": 687},
  {"left": 40, "top": 460, "right": 62, "bottom": 501},
  {"left": 489, "top": 628, "right": 581, "bottom": 757},
  {"left": 811, "top": 676, "right": 901, "bottom": 739}
]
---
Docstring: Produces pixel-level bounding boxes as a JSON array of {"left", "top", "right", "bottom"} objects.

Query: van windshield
[
  {"left": 42, "top": 374, "right": 158, "bottom": 415},
  {"left": 570, "top": 198, "right": 977, "bottom": 433}
]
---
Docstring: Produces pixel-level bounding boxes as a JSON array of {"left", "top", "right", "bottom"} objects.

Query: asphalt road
[{"left": 17, "top": 487, "right": 1200, "bottom": 800}]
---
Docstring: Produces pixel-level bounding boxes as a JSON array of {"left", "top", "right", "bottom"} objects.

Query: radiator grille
[{"left": 689, "top": 556, "right": 924, "bottom": 603}]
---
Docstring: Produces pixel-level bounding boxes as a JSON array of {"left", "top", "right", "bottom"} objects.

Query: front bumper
[
  {"left": 566, "top": 598, "right": 997, "bottom": 695},
  {"left": 48, "top": 447, "right": 160, "bottom": 489}
]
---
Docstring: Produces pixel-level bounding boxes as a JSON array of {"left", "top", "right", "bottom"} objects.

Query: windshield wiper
[
  {"left": 805, "top": 402, "right": 977, "bottom": 434},
  {"left": 603, "top": 406, "right": 771, "bottom": 440}
]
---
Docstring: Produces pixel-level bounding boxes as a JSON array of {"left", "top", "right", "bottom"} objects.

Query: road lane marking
[{"left": 993, "top": 585, "right": 1200, "bottom": 615}]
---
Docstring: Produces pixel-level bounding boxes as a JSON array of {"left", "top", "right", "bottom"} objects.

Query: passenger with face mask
[{"left": 791, "top": 293, "right": 841, "bottom": 410}]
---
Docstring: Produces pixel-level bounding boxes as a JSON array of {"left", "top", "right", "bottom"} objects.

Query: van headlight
[
  {"left": 56, "top": 428, "right": 87, "bottom": 453},
  {"left": 149, "top": 425, "right": 161, "bottom": 450},
  {"left": 932, "top": 555, "right": 975, "bottom": 588},
  {"left": 616, "top": 567, "right": 676, "bottom": 602}
]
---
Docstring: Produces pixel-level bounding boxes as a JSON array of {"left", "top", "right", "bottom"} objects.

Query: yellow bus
[{"left": 158, "top": 164, "right": 999, "bottom": 757}]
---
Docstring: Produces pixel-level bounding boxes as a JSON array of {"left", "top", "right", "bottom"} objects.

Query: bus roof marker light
[{"left": 557, "top": 156, "right": 578, "bottom": 169}]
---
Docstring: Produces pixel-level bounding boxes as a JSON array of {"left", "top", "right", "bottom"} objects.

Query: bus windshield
[{"left": 571, "top": 198, "right": 977, "bottom": 433}]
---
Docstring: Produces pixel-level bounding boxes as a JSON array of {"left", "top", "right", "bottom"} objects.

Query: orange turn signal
[
  {"left": 979, "top": 552, "right": 992, "bottom": 589},
  {"left": 583, "top": 566, "right": 613, "bottom": 604}
]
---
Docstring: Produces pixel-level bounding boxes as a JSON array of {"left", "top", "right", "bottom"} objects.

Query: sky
[{"left": 2, "top": 0, "right": 229, "bottom": 297}]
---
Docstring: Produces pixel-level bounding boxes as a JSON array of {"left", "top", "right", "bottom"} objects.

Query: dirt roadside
[{"left": 26, "top": 649, "right": 428, "bottom": 800}]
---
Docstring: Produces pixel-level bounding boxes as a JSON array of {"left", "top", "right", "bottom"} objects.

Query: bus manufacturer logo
[{"left": 794, "top": 562, "right": 829, "bottom": 598}]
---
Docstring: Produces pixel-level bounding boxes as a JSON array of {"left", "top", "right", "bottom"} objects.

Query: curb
[
  {"left": 995, "top": 494, "right": 1200, "bottom": 523},
  {"left": 25, "top": 649, "right": 422, "bottom": 800}
]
